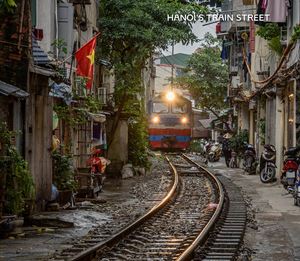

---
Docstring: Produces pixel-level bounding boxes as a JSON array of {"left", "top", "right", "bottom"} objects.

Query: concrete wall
[
  {"left": 237, "top": 103, "right": 250, "bottom": 131},
  {"left": 107, "top": 119, "right": 128, "bottom": 174},
  {"left": 155, "top": 65, "right": 172, "bottom": 94},
  {"left": 36, "top": 0, "right": 56, "bottom": 53}
]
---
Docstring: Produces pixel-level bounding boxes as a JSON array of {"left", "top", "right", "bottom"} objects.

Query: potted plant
[
  {"left": 0, "top": 122, "right": 35, "bottom": 217},
  {"left": 52, "top": 151, "right": 77, "bottom": 206},
  {"left": 229, "top": 129, "right": 249, "bottom": 167}
]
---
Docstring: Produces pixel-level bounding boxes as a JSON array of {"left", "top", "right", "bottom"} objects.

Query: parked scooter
[
  {"left": 293, "top": 168, "right": 300, "bottom": 206},
  {"left": 208, "top": 142, "right": 222, "bottom": 162},
  {"left": 243, "top": 143, "right": 257, "bottom": 174},
  {"left": 281, "top": 147, "right": 300, "bottom": 192},
  {"left": 86, "top": 148, "right": 110, "bottom": 194},
  {"left": 203, "top": 140, "right": 212, "bottom": 156},
  {"left": 259, "top": 144, "right": 277, "bottom": 183}
]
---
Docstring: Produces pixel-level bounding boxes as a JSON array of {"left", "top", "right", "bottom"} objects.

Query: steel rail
[
  {"left": 70, "top": 155, "right": 179, "bottom": 261},
  {"left": 176, "top": 154, "right": 225, "bottom": 261}
]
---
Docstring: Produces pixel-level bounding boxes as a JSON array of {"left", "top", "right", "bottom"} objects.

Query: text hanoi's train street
[{"left": 1, "top": 0, "right": 300, "bottom": 260}]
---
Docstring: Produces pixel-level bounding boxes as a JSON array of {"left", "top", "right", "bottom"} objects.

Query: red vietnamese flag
[{"left": 75, "top": 35, "right": 98, "bottom": 89}]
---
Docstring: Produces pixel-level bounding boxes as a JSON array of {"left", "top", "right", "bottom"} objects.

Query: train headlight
[
  {"left": 181, "top": 117, "right": 188, "bottom": 124},
  {"left": 166, "top": 91, "right": 175, "bottom": 102},
  {"left": 152, "top": 116, "right": 160, "bottom": 124}
]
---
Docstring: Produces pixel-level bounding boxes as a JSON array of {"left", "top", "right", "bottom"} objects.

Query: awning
[
  {"left": 29, "top": 64, "right": 56, "bottom": 77},
  {"left": 0, "top": 80, "right": 29, "bottom": 98},
  {"left": 199, "top": 119, "right": 213, "bottom": 129},
  {"left": 87, "top": 112, "right": 106, "bottom": 123},
  {"left": 49, "top": 82, "right": 72, "bottom": 105}
]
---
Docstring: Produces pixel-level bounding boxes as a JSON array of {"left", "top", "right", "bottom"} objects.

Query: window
[
  {"left": 153, "top": 102, "right": 168, "bottom": 113},
  {"left": 172, "top": 102, "right": 188, "bottom": 113},
  {"left": 31, "top": 0, "right": 37, "bottom": 27},
  {"left": 97, "top": 88, "right": 107, "bottom": 104}
]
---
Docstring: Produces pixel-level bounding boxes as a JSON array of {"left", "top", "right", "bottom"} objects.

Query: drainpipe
[{"left": 54, "top": 0, "right": 58, "bottom": 59}]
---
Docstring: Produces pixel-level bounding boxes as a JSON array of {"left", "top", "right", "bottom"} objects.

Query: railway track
[{"left": 56, "top": 154, "right": 247, "bottom": 261}]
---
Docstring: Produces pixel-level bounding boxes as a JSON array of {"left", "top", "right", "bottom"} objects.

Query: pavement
[
  {"left": 208, "top": 160, "right": 300, "bottom": 261},
  {"left": 0, "top": 178, "right": 140, "bottom": 261}
]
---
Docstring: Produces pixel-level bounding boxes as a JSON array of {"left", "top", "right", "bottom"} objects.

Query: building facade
[{"left": 219, "top": 0, "right": 300, "bottom": 176}]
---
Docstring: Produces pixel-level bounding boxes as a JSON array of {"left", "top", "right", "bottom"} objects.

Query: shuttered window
[
  {"left": 31, "top": 0, "right": 37, "bottom": 27},
  {"left": 57, "top": 3, "right": 74, "bottom": 58}
]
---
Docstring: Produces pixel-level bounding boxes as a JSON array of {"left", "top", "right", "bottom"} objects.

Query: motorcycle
[
  {"left": 293, "top": 168, "right": 300, "bottom": 206},
  {"left": 281, "top": 147, "right": 300, "bottom": 192},
  {"left": 203, "top": 140, "right": 212, "bottom": 156},
  {"left": 243, "top": 143, "right": 257, "bottom": 174},
  {"left": 259, "top": 144, "right": 277, "bottom": 183},
  {"left": 86, "top": 149, "right": 110, "bottom": 195},
  {"left": 208, "top": 142, "right": 222, "bottom": 162}
]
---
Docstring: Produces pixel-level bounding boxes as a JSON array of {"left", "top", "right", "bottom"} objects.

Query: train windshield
[
  {"left": 172, "top": 102, "right": 188, "bottom": 113},
  {"left": 153, "top": 102, "right": 168, "bottom": 113}
]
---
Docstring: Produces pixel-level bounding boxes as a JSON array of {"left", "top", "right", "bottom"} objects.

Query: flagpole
[
  {"left": 74, "top": 32, "right": 101, "bottom": 55},
  {"left": 59, "top": 32, "right": 101, "bottom": 64}
]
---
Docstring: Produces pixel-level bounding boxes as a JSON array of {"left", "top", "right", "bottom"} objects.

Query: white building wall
[
  {"left": 36, "top": 0, "right": 56, "bottom": 53},
  {"left": 155, "top": 65, "right": 172, "bottom": 94}
]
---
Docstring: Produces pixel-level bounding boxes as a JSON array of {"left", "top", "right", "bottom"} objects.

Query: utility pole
[{"left": 171, "top": 42, "right": 174, "bottom": 88}]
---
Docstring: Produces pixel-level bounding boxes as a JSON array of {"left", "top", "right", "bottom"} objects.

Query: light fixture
[
  {"left": 288, "top": 118, "right": 294, "bottom": 123},
  {"left": 166, "top": 91, "right": 175, "bottom": 102},
  {"left": 289, "top": 93, "right": 294, "bottom": 99},
  {"left": 152, "top": 116, "right": 160, "bottom": 124},
  {"left": 181, "top": 117, "right": 188, "bottom": 124}
]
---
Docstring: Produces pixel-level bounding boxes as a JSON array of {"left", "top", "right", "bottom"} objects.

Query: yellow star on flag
[{"left": 87, "top": 50, "right": 95, "bottom": 65}]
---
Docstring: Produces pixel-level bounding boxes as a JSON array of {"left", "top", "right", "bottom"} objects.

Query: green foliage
[
  {"left": 48, "top": 39, "right": 68, "bottom": 77},
  {"left": 98, "top": 0, "right": 208, "bottom": 163},
  {"left": 268, "top": 36, "right": 283, "bottom": 55},
  {"left": 189, "top": 139, "right": 204, "bottom": 154},
  {"left": 54, "top": 104, "right": 86, "bottom": 126},
  {"left": 50, "top": 39, "right": 68, "bottom": 56},
  {"left": 176, "top": 33, "right": 229, "bottom": 112},
  {"left": 128, "top": 103, "right": 150, "bottom": 168},
  {"left": 229, "top": 129, "right": 249, "bottom": 156},
  {"left": 256, "top": 23, "right": 283, "bottom": 55},
  {"left": 0, "top": 0, "right": 16, "bottom": 12},
  {"left": 0, "top": 122, "right": 35, "bottom": 215},
  {"left": 52, "top": 151, "right": 77, "bottom": 191},
  {"left": 98, "top": 0, "right": 208, "bottom": 104},
  {"left": 85, "top": 95, "right": 103, "bottom": 113},
  {"left": 291, "top": 25, "right": 300, "bottom": 43},
  {"left": 54, "top": 96, "right": 102, "bottom": 127},
  {"left": 256, "top": 23, "right": 280, "bottom": 40}
]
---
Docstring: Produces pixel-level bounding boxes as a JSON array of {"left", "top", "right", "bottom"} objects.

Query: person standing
[{"left": 222, "top": 133, "right": 232, "bottom": 167}]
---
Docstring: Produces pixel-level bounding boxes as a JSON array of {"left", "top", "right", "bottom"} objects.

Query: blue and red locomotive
[{"left": 148, "top": 91, "right": 192, "bottom": 150}]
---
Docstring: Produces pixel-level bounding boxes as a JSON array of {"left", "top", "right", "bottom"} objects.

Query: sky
[{"left": 163, "top": 20, "right": 217, "bottom": 56}]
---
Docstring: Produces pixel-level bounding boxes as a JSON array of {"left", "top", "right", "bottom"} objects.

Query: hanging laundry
[
  {"left": 256, "top": 0, "right": 266, "bottom": 25},
  {"left": 221, "top": 41, "right": 229, "bottom": 60},
  {"left": 265, "top": 0, "right": 290, "bottom": 23},
  {"left": 261, "top": 0, "right": 268, "bottom": 12}
]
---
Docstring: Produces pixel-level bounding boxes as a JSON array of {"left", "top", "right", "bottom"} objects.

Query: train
[{"left": 148, "top": 91, "right": 193, "bottom": 150}]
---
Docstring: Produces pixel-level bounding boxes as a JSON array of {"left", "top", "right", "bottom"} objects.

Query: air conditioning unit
[{"left": 97, "top": 87, "right": 107, "bottom": 104}]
